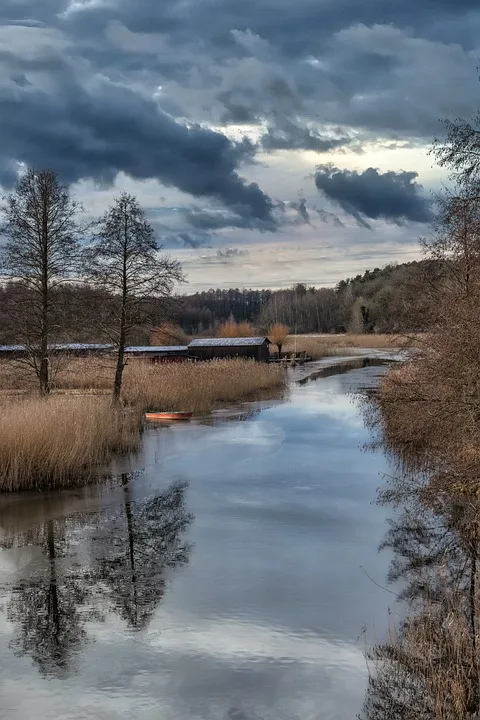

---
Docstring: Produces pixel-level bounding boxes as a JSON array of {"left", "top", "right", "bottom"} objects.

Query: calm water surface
[{"left": 0, "top": 366, "right": 395, "bottom": 720}]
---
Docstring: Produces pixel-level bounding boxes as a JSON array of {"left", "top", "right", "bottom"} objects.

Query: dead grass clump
[
  {"left": 0, "top": 359, "right": 37, "bottom": 392},
  {"left": 122, "top": 359, "right": 286, "bottom": 414},
  {"left": 52, "top": 356, "right": 114, "bottom": 392},
  {"left": 0, "top": 395, "right": 140, "bottom": 491},
  {"left": 282, "top": 333, "right": 407, "bottom": 360}
]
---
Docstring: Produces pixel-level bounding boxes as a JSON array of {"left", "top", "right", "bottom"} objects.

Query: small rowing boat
[{"left": 145, "top": 411, "right": 193, "bottom": 422}]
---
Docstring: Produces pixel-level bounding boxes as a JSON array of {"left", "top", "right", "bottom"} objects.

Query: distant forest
[
  {"left": 0, "top": 260, "right": 429, "bottom": 345},
  {"left": 178, "top": 260, "right": 428, "bottom": 336}
]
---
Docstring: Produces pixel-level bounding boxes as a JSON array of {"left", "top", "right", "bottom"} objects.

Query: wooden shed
[
  {"left": 124, "top": 346, "right": 189, "bottom": 363},
  {"left": 188, "top": 337, "right": 271, "bottom": 362}
]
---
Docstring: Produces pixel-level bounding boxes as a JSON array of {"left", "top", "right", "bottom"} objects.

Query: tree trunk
[
  {"left": 39, "top": 203, "right": 50, "bottom": 396},
  {"left": 113, "top": 331, "right": 125, "bottom": 404},
  {"left": 46, "top": 520, "right": 60, "bottom": 644},
  {"left": 277, "top": 342, "right": 282, "bottom": 358},
  {"left": 113, "top": 214, "right": 128, "bottom": 403},
  {"left": 122, "top": 475, "right": 138, "bottom": 626}
]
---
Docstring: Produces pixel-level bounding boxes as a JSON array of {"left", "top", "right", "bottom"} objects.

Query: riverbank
[
  {"left": 0, "top": 358, "right": 286, "bottom": 491},
  {"left": 0, "top": 361, "right": 393, "bottom": 720},
  {"left": 283, "top": 333, "right": 408, "bottom": 360}
]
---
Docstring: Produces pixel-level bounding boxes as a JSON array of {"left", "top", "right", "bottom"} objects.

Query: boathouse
[
  {"left": 188, "top": 337, "right": 271, "bottom": 362},
  {"left": 124, "top": 345, "right": 189, "bottom": 363}
]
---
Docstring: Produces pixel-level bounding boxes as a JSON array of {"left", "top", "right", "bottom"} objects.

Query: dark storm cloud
[
  {"left": 65, "top": 0, "right": 480, "bottom": 58},
  {"left": 0, "top": 61, "right": 275, "bottom": 229},
  {"left": 314, "top": 165, "right": 432, "bottom": 225},
  {"left": 0, "top": 0, "right": 479, "bottom": 223}
]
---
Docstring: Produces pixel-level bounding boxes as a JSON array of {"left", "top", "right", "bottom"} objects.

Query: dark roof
[
  {"left": 124, "top": 346, "right": 188, "bottom": 353},
  {"left": 189, "top": 337, "right": 269, "bottom": 348},
  {"left": 0, "top": 343, "right": 188, "bottom": 354},
  {"left": 0, "top": 343, "right": 112, "bottom": 352}
]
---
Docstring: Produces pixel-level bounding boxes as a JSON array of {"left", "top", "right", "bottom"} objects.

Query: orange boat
[{"left": 145, "top": 411, "right": 193, "bottom": 422}]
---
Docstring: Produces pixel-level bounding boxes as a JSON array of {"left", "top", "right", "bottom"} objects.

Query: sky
[{"left": 1, "top": 0, "right": 479, "bottom": 291}]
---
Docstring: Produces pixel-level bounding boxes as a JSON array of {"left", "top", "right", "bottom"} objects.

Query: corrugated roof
[
  {"left": 125, "top": 346, "right": 188, "bottom": 353},
  {"left": 0, "top": 343, "right": 188, "bottom": 353},
  {"left": 189, "top": 337, "right": 269, "bottom": 348},
  {"left": 0, "top": 343, "right": 113, "bottom": 352},
  {"left": 55, "top": 343, "right": 113, "bottom": 351}
]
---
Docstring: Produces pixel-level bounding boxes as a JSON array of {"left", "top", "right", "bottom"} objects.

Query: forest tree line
[
  {"left": 176, "top": 260, "right": 430, "bottom": 336},
  {"left": 0, "top": 257, "right": 434, "bottom": 352}
]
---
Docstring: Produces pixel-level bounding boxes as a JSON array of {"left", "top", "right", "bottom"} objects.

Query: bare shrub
[
  {"left": 268, "top": 323, "right": 289, "bottom": 355},
  {"left": 216, "top": 320, "right": 256, "bottom": 338},
  {"left": 150, "top": 323, "right": 188, "bottom": 346}
]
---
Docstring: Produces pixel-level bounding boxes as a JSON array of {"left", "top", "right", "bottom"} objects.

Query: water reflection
[
  {"left": 4, "top": 516, "right": 96, "bottom": 678},
  {"left": 359, "top": 390, "right": 480, "bottom": 719},
  {"left": 94, "top": 476, "right": 192, "bottom": 630},
  {"left": 1, "top": 478, "right": 192, "bottom": 677},
  {"left": 0, "top": 367, "right": 395, "bottom": 720}
]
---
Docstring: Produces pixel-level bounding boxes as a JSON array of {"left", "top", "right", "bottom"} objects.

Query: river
[{"left": 0, "top": 364, "right": 397, "bottom": 720}]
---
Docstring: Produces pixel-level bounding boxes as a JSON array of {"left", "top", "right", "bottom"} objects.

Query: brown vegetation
[
  {"left": 150, "top": 323, "right": 189, "bottom": 346},
  {"left": 121, "top": 359, "right": 285, "bottom": 414},
  {"left": 0, "top": 357, "right": 286, "bottom": 410},
  {"left": 282, "top": 333, "right": 406, "bottom": 360},
  {"left": 0, "top": 396, "right": 139, "bottom": 492},
  {"left": 268, "top": 323, "right": 289, "bottom": 355},
  {"left": 216, "top": 320, "right": 256, "bottom": 337},
  {"left": 0, "top": 357, "right": 285, "bottom": 490},
  {"left": 359, "top": 119, "right": 480, "bottom": 719}
]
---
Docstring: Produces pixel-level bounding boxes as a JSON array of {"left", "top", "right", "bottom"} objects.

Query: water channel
[{"left": 0, "top": 364, "right": 397, "bottom": 720}]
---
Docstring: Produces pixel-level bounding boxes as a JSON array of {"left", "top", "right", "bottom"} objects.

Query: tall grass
[
  {"left": 0, "top": 358, "right": 285, "bottom": 490},
  {"left": 0, "top": 396, "right": 140, "bottom": 492},
  {"left": 283, "top": 333, "right": 407, "bottom": 360},
  {"left": 122, "top": 359, "right": 285, "bottom": 414}
]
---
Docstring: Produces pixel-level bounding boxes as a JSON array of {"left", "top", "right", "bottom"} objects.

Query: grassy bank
[
  {"left": 283, "top": 333, "right": 407, "bottom": 360},
  {"left": 0, "top": 358, "right": 285, "bottom": 490},
  {"left": 0, "top": 396, "right": 139, "bottom": 492}
]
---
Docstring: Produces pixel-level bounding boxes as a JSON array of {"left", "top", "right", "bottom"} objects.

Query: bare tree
[
  {"left": 84, "top": 193, "right": 183, "bottom": 402},
  {"left": 0, "top": 169, "right": 81, "bottom": 394}
]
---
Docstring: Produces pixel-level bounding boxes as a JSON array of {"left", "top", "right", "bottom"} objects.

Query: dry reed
[
  {"left": 0, "top": 357, "right": 284, "bottom": 490},
  {"left": 121, "top": 359, "right": 286, "bottom": 414},
  {"left": 283, "top": 333, "right": 406, "bottom": 360},
  {"left": 0, "top": 395, "right": 140, "bottom": 491}
]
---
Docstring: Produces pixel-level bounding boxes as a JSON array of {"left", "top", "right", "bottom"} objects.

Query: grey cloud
[
  {"left": 261, "top": 121, "right": 352, "bottom": 153},
  {"left": 314, "top": 164, "right": 432, "bottom": 225},
  {"left": 216, "top": 247, "right": 248, "bottom": 258},
  {"left": 163, "top": 232, "right": 212, "bottom": 249},
  {"left": 314, "top": 208, "right": 345, "bottom": 228},
  {"left": 184, "top": 206, "right": 276, "bottom": 232},
  {"left": 0, "top": 55, "right": 276, "bottom": 230},
  {"left": 0, "top": 0, "right": 478, "bottom": 247},
  {"left": 2, "top": 0, "right": 478, "bottom": 155},
  {"left": 287, "top": 198, "right": 311, "bottom": 225}
]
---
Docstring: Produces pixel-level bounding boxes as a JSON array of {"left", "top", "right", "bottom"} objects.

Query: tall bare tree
[
  {"left": 0, "top": 169, "right": 81, "bottom": 394},
  {"left": 84, "top": 193, "right": 183, "bottom": 402}
]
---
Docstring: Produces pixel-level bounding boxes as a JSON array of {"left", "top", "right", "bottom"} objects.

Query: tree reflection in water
[
  {"left": 0, "top": 478, "right": 193, "bottom": 677},
  {"left": 4, "top": 517, "right": 96, "bottom": 678},
  {"left": 94, "top": 476, "right": 193, "bottom": 630},
  {"left": 359, "top": 469, "right": 480, "bottom": 718}
]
